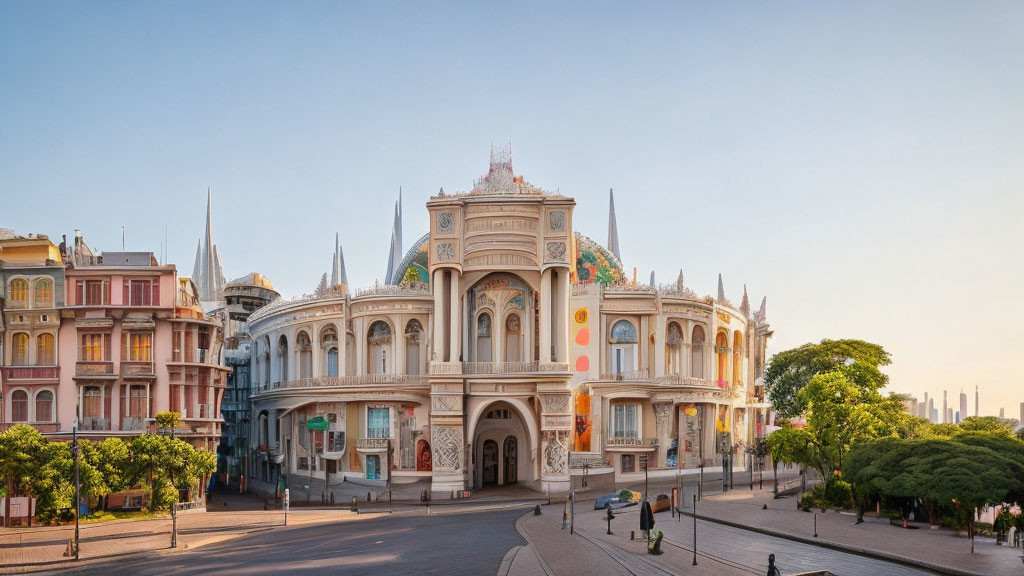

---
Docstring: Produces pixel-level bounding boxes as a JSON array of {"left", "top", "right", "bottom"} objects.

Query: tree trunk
[{"left": 772, "top": 461, "right": 779, "bottom": 494}]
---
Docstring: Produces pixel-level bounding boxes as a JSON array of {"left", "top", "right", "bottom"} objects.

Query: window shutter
[
  {"left": 152, "top": 281, "right": 160, "bottom": 306},
  {"left": 103, "top": 281, "right": 110, "bottom": 305},
  {"left": 75, "top": 281, "right": 83, "bottom": 306},
  {"left": 123, "top": 281, "right": 129, "bottom": 306}
]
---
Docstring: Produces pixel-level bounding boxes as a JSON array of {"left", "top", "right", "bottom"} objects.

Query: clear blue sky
[{"left": 2, "top": 1, "right": 1022, "bottom": 417}]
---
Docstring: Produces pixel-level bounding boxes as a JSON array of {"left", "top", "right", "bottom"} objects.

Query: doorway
[
  {"left": 366, "top": 455, "right": 380, "bottom": 480},
  {"left": 482, "top": 440, "right": 498, "bottom": 486},
  {"left": 503, "top": 436, "right": 517, "bottom": 484}
]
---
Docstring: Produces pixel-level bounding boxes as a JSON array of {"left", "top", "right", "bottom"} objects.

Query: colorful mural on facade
[
  {"left": 573, "top": 233, "right": 622, "bottom": 285},
  {"left": 573, "top": 392, "right": 591, "bottom": 451}
]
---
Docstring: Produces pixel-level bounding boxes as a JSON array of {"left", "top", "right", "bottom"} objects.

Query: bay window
[{"left": 367, "top": 407, "right": 390, "bottom": 438}]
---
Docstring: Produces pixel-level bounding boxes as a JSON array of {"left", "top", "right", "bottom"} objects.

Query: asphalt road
[{"left": 71, "top": 508, "right": 526, "bottom": 576}]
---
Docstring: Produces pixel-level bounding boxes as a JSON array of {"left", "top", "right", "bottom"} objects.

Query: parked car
[{"left": 594, "top": 491, "right": 640, "bottom": 510}]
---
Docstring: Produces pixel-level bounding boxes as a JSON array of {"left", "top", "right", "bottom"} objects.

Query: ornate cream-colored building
[{"left": 247, "top": 147, "right": 773, "bottom": 496}]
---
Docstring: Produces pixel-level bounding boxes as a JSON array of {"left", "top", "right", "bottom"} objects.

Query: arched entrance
[
  {"left": 469, "top": 399, "right": 537, "bottom": 490},
  {"left": 503, "top": 436, "right": 518, "bottom": 484},
  {"left": 482, "top": 440, "right": 499, "bottom": 486}
]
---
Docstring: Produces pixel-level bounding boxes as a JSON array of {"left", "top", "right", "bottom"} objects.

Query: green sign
[{"left": 307, "top": 416, "right": 328, "bottom": 431}]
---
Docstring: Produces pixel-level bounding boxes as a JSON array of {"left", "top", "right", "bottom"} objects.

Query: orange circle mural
[
  {"left": 575, "top": 326, "right": 589, "bottom": 346},
  {"left": 575, "top": 356, "right": 590, "bottom": 372},
  {"left": 574, "top": 308, "right": 588, "bottom": 325}
]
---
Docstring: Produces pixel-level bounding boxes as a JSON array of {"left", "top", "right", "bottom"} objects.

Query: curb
[
  {"left": 513, "top": 513, "right": 555, "bottom": 576},
  {"left": 678, "top": 509, "right": 989, "bottom": 576}
]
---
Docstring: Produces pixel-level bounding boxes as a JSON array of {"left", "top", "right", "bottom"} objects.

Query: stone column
[
  {"left": 429, "top": 381, "right": 465, "bottom": 494},
  {"left": 449, "top": 272, "right": 460, "bottom": 362},
  {"left": 539, "top": 269, "right": 552, "bottom": 363},
  {"left": 556, "top": 268, "right": 570, "bottom": 364},
  {"left": 432, "top": 269, "right": 445, "bottom": 362},
  {"left": 539, "top": 392, "right": 572, "bottom": 493},
  {"left": 653, "top": 402, "right": 673, "bottom": 467}
]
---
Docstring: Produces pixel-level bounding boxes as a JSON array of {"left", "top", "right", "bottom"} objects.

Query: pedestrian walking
[{"left": 766, "top": 553, "right": 782, "bottom": 576}]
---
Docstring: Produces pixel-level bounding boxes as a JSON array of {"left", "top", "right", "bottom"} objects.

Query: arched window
[
  {"left": 11, "top": 390, "right": 29, "bottom": 422},
  {"left": 296, "top": 331, "right": 312, "bottom": 379},
  {"left": 405, "top": 320, "right": 422, "bottom": 376},
  {"left": 321, "top": 327, "right": 339, "bottom": 377},
  {"left": 476, "top": 312, "right": 492, "bottom": 362},
  {"left": 9, "top": 278, "right": 28, "bottom": 307},
  {"left": 609, "top": 320, "right": 638, "bottom": 376},
  {"left": 690, "top": 326, "right": 705, "bottom": 378},
  {"left": 36, "top": 333, "right": 55, "bottom": 365},
  {"left": 277, "top": 335, "right": 289, "bottom": 382},
  {"left": 504, "top": 314, "right": 521, "bottom": 363},
  {"left": 263, "top": 337, "right": 271, "bottom": 386},
  {"left": 367, "top": 321, "right": 392, "bottom": 375},
  {"left": 35, "top": 390, "right": 54, "bottom": 422},
  {"left": 12, "top": 333, "right": 29, "bottom": 365},
  {"left": 715, "top": 331, "right": 729, "bottom": 387},
  {"left": 666, "top": 322, "right": 683, "bottom": 375},
  {"left": 34, "top": 278, "right": 53, "bottom": 307}
]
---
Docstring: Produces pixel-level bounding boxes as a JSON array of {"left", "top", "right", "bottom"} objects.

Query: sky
[{"left": 2, "top": 1, "right": 1022, "bottom": 418}]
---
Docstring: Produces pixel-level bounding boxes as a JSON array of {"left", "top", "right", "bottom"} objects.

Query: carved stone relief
[
  {"left": 546, "top": 242, "right": 567, "bottom": 261},
  {"left": 543, "top": 430, "right": 570, "bottom": 475},
  {"left": 548, "top": 211, "right": 565, "bottom": 231},
  {"left": 431, "top": 425, "right": 463, "bottom": 471},
  {"left": 436, "top": 243, "right": 455, "bottom": 261},
  {"left": 437, "top": 211, "right": 454, "bottom": 232},
  {"left": 540, "top": 394, "right": 570, "bottom": 414}
]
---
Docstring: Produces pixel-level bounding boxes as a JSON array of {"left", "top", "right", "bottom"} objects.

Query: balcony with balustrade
[
  {"left": 355, "top": 437, "right": 392, "bottom": 453},
  {"left": 1, "top": 366, "right": 59, "bottom": 383},
  {"left": 605, "top": 436, "right": 658, "bottom": 452},
  {"left": 0, "top": 422, "right": 61, "bottom": 433},
  {"left": 253, "top": 374, "right": 429, "bottom": 396},
  {"left": 75, "top": 361, "right": 116, "bottom": 380},
  {"left": 120, "top": 361, "right": 155, "bottom": 379}
]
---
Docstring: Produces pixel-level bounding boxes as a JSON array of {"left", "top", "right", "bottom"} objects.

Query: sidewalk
[
  {"left": 508, "top": 507, "right": 750, "bottom": 576},
  {"left": 665, "top": 483, "right": 1021, "bottom": 576}
]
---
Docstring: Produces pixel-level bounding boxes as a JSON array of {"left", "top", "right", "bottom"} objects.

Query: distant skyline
[{"left": 2, "top": 1, "right": 1022, "bottom": 415}]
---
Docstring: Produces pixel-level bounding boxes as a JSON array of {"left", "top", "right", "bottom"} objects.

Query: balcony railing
[
  {"left": 80, "top": 417, "right": 111, "bottom": 431},
  {"left": 2, "top": 366, "right": 59, "bottom": 380},
  {"left": 121, "top": 417, "right": 146, "bottom": 431},
  {"left": 255, "top": 374, "right": 428, "bottom": 394},
  {"left": 569, "top": 452, "right": 608, "bottom": 469},
  {"left": 173, "top": 348, "right": 213, "bottom": 364},
  {"left": 0, "top": 422, "right": 60, "bottom": 433},
  {"left": 120, "top": 361, "right": 155, "bottom": 378},
  {"left": 653, "top": 374, "right": 717, "bottom": 388},
  {"left": 598, "top": 369, "right": 650, "bottom": 381},
  {"left": 428, "top": 362, "right": 462, "bottom": 375},
  {"left": 606, "top": 436, "right": 658, "bottom": 448},
  {"left": 76, "top": 361, "right": 114, "bottom": 377},
  {"left": 197, "top": 403, "right": 215, "bottom": 419},
  {"left": 356, "top": 437, "right": 392, "bottom": 450}
]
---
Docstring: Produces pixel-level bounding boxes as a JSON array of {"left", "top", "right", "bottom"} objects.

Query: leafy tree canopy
[{"left": 765, "top": 339, "right": 891, "bottom": 418}]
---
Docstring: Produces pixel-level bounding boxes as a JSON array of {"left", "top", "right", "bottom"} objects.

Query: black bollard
[
  {"left": 606, "top": 507, "right": 615, "bottom": 535},
  {"left": 535, "top": 505, "right": 542, "bottom": 516}
]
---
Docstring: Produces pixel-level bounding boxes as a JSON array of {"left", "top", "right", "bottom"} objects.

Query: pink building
[{"left": 0, "top": 231, "right": 227, "bottom": 449}]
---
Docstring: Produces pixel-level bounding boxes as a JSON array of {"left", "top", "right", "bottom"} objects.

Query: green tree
[
  {"left": 845, "top": 434, "right": 1024, "bottom": 548},
  {"left": 401, "top": 267, "right": 420, "bottom": 286},
  {"left": 959, "top": 416, "right": 1015, "bottom": 436},
  {"left": 154, "top": 411, "right": 182, "bottom": 433},
  {"left": 765, "top": 339, "right": 891, "bottom": 418}
]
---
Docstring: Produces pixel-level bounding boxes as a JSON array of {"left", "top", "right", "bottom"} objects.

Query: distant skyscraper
[
  {"left": 975, "top": 385, "right": 979, "bottom": 417},
  {"left": 943, "top": 390, "right": 948, "bottom": 424},
  {"left": 947, "top": 407, "right": 953, "bottom": 424},
  {"left": 959, "top": 391, "right": 968, "bottom": 424},
  {"left": 999, "top": 407, "right": 1005, "bottom": 419},
  {"left": 384, "top": 189, "right": 403, "bottom": 284},
  {"left": 1020, "top": 402, "right": 1024, "bottom": 423},
  {"left": 927, "top": 398, "right": 936, "bottom": 423},
  {"left": 955, "top": 411, "right": 961, "bottom": 424},
  {"left": 923, "top": 392, "right": 929, "bottom": 419}
]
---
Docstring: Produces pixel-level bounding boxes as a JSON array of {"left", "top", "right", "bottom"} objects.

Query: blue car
[{"left": 594, "top": 493, "right": 638, "bottom": 510}]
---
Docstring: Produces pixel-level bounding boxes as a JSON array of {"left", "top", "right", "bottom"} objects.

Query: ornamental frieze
[
  {"left": 436, "top": 243, "right": 456, "bottom": 261},
  {"left": 431, "top": 425, "right": 463, "bottom": 471},
  {"left": 542, "top": 414, "right": 572, "bottom": 430},
  {"left": 545, "top": 242, "right": 567, "bottom": 261},
  {"left": 539, "top": 394, "right": 570, "bottom": 413},
  {"left": 542, "top": 430, "right": 570, "bottom": 475},
  {"left": 431, "top": 394, "right": 463, "bottom": 413},
  {"left": 548, "top": 211, "right": 565, "bottom": 231},
  {"left": 437, "top": 211, "right": 454, "bottom": 232}
]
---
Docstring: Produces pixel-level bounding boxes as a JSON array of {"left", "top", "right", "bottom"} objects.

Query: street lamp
[
  {"left": 147, "top": 417, "right": 178, "bottom": 548},
  {"left": 696, "top": 424, "right": 704, "bottom": 500},
  {"left": 72, "top": 418, "right": 80, "bottom": 560}
]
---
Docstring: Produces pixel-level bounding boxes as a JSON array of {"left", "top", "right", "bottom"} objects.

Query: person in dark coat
[
  {"left": 640, "top": 500, "right": 655, "bottom": 534},
  {"left": 767, "top": 553, "right": 782, "bottom": 576}
]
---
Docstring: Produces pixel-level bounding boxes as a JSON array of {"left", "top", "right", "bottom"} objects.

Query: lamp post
[
  {"left": 697, "top": 424, "right": 704, "bottom": 501},
  {"left": 72, "top": 419, "right": 80, "bottom": 560}
]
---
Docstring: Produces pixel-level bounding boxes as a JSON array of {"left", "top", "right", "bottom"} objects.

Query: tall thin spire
[
  {"left": 331, "top": 233, "right": 340, "bottom": 285},
  {"left": 607, "top": 188, "right": 621, "bottom": 263},
  {"left": 385, "top": 189, "right": 403, "bottom": 284},
  {"left": 740, "top": 285, "right": 751, "bottom": 316},
  {"left": 338, "top": 243, "right": 348, "bottom": 286},
  {"left": 755, "top": 296, "right": 767, "bottom": 322},
  {"left": 191, "top": 187, "right": 226, "bottom": 302},
  {"left": 717, "top": 274, "right": 726, "bottom": 302}
]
